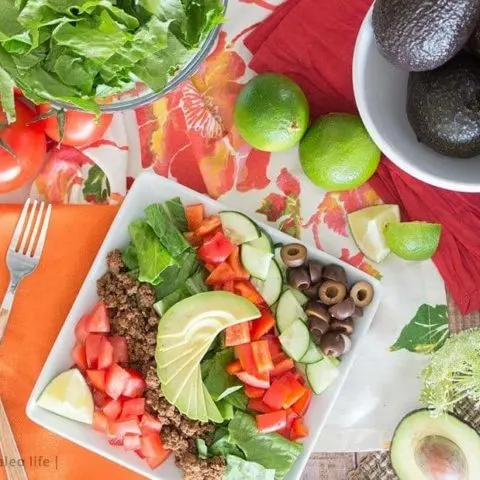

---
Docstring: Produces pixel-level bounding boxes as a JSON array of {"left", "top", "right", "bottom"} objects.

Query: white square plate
[{"left": 27, "top": 172, "right": 383, "bottom": 480}]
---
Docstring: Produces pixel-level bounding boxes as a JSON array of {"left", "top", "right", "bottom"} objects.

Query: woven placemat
[{"left": 348, "top": 293, "right": 480, "bottom": 479}]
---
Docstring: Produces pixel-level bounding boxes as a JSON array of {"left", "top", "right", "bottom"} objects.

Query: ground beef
[{"left": 97, "top": 251, "right": 225, "bottom": 479}]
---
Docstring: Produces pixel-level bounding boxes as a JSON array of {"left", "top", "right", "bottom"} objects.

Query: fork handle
[{"left": 0, "top": 282, "right": 17, "bottom": 343}]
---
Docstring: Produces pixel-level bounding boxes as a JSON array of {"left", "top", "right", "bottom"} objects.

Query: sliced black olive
[
  {"left": 318, "top": 280, "right": 346, "bottom": 305},
  {"left": 309, "top": 315, "right": 330, "bottom": 336},
  {"left": 308, "top": 261, "right": 323, "bottom": 284},
  {"left": 350, "top": 281, "right": 374, "bottom": 307},
  {"left": 280, "top": 243, "right": 307, "bottom": 268},
  {"left": 329, "top": 318, "right": 354, "bottom": 335},
  {"left": 305, "top": 300, "right": 330, "bottom": 322},
  {"left": 322, "top": 264, "right": 347, "bottom": 286},
  {"left": 320, "top": 332, "right": 351, "bottom": 357},
  {"left": 329, "top": 298, "right": 355, "bottom": 320},
  {"left": 352, "top": 306, "right": 364, "bottom": 319},
  {"left": 287, "top": 267, "right": 311, "bottom": 290},
  {"left": 304, "top": 283, "right": 321, "bottom": 299}
]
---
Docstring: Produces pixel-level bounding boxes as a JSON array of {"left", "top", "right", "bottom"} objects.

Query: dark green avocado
[
  {"left": 373, "top": 0, "right": 480, "bottom": 71},
  {"left": 407, "top": 52, "right": 480, "bottom": 158},
  {"left": 390, "top": 409, "right": 480, "bottom": 480}
]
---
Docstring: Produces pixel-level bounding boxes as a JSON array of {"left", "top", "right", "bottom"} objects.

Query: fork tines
[{"left": 10, "top": 199, "right": 52, "bottom": 259}]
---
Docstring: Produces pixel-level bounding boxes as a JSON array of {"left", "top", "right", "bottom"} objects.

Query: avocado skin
[
  {"left": 407, "top": 52, "right": 480, "bottom": 158},
  {"left": 373, "top": 0, "right": 480, "bottom": 71}
]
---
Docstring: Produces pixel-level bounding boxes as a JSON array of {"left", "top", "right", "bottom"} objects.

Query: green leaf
[
  {"left": 209, "top": 426, "right": 245, "bottom": 458},
  {"left": 122, "top": 243, "right": 138, "bottom": 271},
  {"left": 82, "top": 164, "right": 111, "bottom": 203},
  {"left": 0, "top": 66, "right": 15, "bottom": 123},
  {"left": 196, "top": 438, "right": 209, "bottom": 460},
  {"left": 224, "top": 388, "right": 248, "bottom": 411},
  {"left": 225, "top": 455, "right": 276, "bottom": 480},
  {"left": 390, "top": 304, "right": 449, "bottom": 354},
  {"left": 163, "top": 196, "right": 188, "bottom": 232}
]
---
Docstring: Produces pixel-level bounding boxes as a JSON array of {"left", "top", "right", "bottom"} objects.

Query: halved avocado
[{"left": 391, "top": 409, "right": 480, "bottom": 480}]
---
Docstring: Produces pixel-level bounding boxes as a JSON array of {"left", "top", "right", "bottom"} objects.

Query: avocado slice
[
  {"left": 195, "top": 370, "right": 208, "bottom": 422},
  {"left": 185, "top": 369, "right": 199, "bottom": 419},
  {"left": 372, "top": 0, "right": 480, "bottom": 71},
  {"left": 391, "top": 409, "right": 480, "bottom": 480},
  {"left": 203, "top": 383, "right": 223, "bottom": 423},
  {"left": 161, "top": 357, "right": 199, "bottom": 404}
]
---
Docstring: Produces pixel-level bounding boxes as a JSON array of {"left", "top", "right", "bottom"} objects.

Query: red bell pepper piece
[
  {"left": 93, "top": 411, "right": 108, "bottom": 433},
  {"left": 236, "top": 371, "right": 270, "bottom": 389},
  {"left": 227, "top": 245, "right": 249, "bottom": 280},
  {"left": 290, "top": 417, "right": 309, "bottom": 440},
  {"left": 264, "top": 335, "right": 283, "bottom": 358},
  {"left": 185, "top": 204, "right": 204, "bottom": 231},
  {"left": 292, "top": 388, "right": 313, "bottom": 416},
  {"left": 235, "top": 343, "right": 256, "bottom": 372},
  {"left": 198, "top": 232, "right": 234, "bottom": 264},
  {"left": 278, "top": 408, "right": 299, "bottom": 438},
  {"left": 225, "top": 323, "right": 250, "bottom": 347},
  {"left": 109, "top": 336, "right": 129, "bottom": 364},
  {"left": 194, "top": 216, "right": 221, "bottom": 236},
  {"left": 71, "top": 343, "right": 87, "bottom": 371},
  {"left": 251, "top": 340, "right": 274, "bottom": 373},
  {"left": 205, "top": 262, "right": 237, "bottom": 285},
  {"left": 184, "top": 231, "right": 203, "bottom": 247},
  {"left": 226, "top": 359, "right": 242, "bottom": 375},
  {"left": 263, "top": 373, "right": 307, "bottom": 410},
  {"left": 87, "top": 369, "right": 106, "bottom": 392},
  {"left": 270, "top": 357, "right": 295, "bottom": 377},
  {"left": 250, "top": 306, "right": 276, "bottom": 340},
  {"left": 223, "top": 280, "right": 235, "bottom": 292},
  {"left": 103, "top": 398, "right": 123, "bottom": 421},
  {"left": 247, "top": 398, "right": 273, "bottom": 413},
  {"left": 256, "top": 410, "right": 287, "bottom": 433},
  {"left": 234, "top": 281, "right": 265, "bottom": 305},
  {"left": 244, "top": 384, "right": 266, "bottom": 399}
]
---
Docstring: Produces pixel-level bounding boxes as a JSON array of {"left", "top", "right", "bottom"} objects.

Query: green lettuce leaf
[
  {"left": 163, "top": 196, "right": 188, "bottom": 232},
  {"left": 225, "top": 455, "right": 276, "bottom": 480},
  {"left": 122, "top": 243, "right": 138, "bottom": 271},
  {"left": 224, "top": 388, "right": 248, "bottom": 411},
  {"left": 228, "top": 412, "right": 303, "bottom": 480},
  {"left": 209, "top": 427, "right": 245, "bottom": 458}
]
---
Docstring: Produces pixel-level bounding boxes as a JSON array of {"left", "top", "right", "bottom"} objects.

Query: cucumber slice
[
  {"left": 274, "top": 247, "right": 287, "bottom": 280},
  {"left": 279, "top": 320, "right": 310, "bottom": 361},
  {"left": 276, "top": 290, "right": 308, "bottom": 333},
  {"left": 251, "top": 260, "right": 283, "bottom": 306},
  {"left": 289, "top": 288, "right": 308, "bottom": 307},
  {"left": 299, "top": 341, "right": 324, "bottom": 364},
  {"left": 219, "top": 211, "right": 260, "bottom": 244},
  {"left": 306, "top": 359, "right": 339, "bottom": 394},
  {"left": 247, "top": 230, "right": 273, "bottom": 253},
  {"left": 241, "top": 244, "right": 273, "bottom": 280}
]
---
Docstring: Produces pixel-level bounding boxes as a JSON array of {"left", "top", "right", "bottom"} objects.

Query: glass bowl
[{"left": 52, "top": 0, "right": 228, "bottom": 113}]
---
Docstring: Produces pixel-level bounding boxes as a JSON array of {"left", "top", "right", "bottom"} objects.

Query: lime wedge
[
  {"left": 37, "top": 369, "right": 93, "bottom": 424},
  {"left": 384, "top": 222, "right": 442, "bottom": 261},
  {"left": 348, "top": 205, "right": 401, "bottom": 263}
]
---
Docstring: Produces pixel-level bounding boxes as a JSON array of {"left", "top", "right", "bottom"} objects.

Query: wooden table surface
[{"left": 302, "top": 293, "right": 479, "bottom": 479}]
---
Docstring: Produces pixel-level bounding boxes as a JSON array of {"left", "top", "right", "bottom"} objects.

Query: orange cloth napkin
[{"left": 0, "top": 204, "right": 141, "bottom": 480}]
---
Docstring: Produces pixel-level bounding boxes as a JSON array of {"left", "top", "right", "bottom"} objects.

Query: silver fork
[{"left": 0, "top": 199, "right": 52, "bottom": 342}]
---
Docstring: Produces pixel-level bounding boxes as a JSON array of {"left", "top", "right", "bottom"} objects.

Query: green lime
[
  {"left": 348, "top": 204, "right": 401, "bottom": 263},
  {"left": 234, "top": 73, "right": 309, "bottom": 152},
  {"left": 384, "top": 222, "right": 442, "bottom": 261},
  {"left": 299, "top": 113, "right": 380, "bottom": 191}
]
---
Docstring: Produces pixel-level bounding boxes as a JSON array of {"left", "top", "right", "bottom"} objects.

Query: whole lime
[
  {"left": 299, "top": 113, "right": 380, "bottom": 191},
  {"left": 234, "top": 73, "right": 309, "bottom": 152}
]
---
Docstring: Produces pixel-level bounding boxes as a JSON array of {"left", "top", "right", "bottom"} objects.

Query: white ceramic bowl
[
  {"left": 354, "top": 7, "right": 480, "bottom": 192},
  {"left": 27, "top": 172, "right": 382, "bottom": 480}
]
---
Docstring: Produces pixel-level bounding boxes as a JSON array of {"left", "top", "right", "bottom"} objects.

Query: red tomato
[
  {"left": 92, "top": 411, "right": 108, "bottom": 433},
  {"left": 205, "top": 263, "right": 236, "bottom": 285},
  {"left": 108, "top": 417, "right": 142, "bottom": 439},
  {"left": 290, "top": 417, "right": 309, "bottom": 440},
  {"left": 185, "top": 204, "right": 204, "bottom": 231},
  {"left": 235, "top": 344, "right": 257, "bottom": 372},
  {"left": 85, "top": 333, "right": 104, "bottom": 369},
  {"left": 292, "top": 388, "right": 312, "bottom": 417},
  {"left": 97, "top": 337, "right": 114, "bottom": 370},
  {"left": 225, "top": 323, "right": 250, "bottom": 347},
  {"left": 256, "top": 410, "right": 287, "bottom": 433},
  {"left": 194, "top": 216, "right": 221, "bottom": 236},
  {"left": 251, "top": 340, "right": 274, "bottom": 373},
  {"left": 244, "top": 384, "right": 266, "bottom": 399},
  {"left": 87, "top": 302, "right": 110, "bottom": 333},
  {"left": 0, "top": 98, "right": 46, "bottom": 193},
  {"left": 109, "top": 336, "right": 128, "bottom": 364},
  {"left": 251, "top": 307, "right": 276, "bottom": 340},
  {"left": 236, "top": 371, "right": 270, "bottom": 389},
  {"left": 105, "top": 364, "right": 131, "bottom": 400},
  {"left": 74, "top": 315, "right": 90, "bottom": 343},
  {"left": 120, "top": 398, "right": 145, "bottom": 419},
  {"left": 123, "top": 433, "right": 142, "bottom": 451},
  {"left": 123, "top": 368, "right": 146, "bottom": 398},
  {"left": 37, "top": 104, "right": 113, "bottom": 147},
  {"left": 71, "top": 343, "right": 87, "bottom": 371},
  {"left": 140, "top": 434, "right": 170, "bottom": 469},
  {"left": 103, "top": 399, "right": 122, "bottom": 421},
  {"left": 198, "top": 232, "right": 234, "bottom": 264},
  {"left": 270, "top": 357, "right": 295, "bottom": 378},
  {"left": 227, "top": 245, "right": 249, "bottom": 280},
  {"left": 93, "top": 390, "right": 111, "bottom": 408},
  {"left": 140, "top": 413, "right": 163, "bottom": 433},
  {"left": 225, "top": 360, "right": 242, "bottom": 375},
  {"left": 86, "top": 370, "right": 106, "bottom": 392},
  {"left": 247, "top": 398, "right": 273, "bottom": 413}
]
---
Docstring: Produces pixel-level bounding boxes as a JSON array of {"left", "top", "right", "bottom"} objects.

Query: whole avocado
[
  {"left": 373, "top": 0, "right": 480, "bottom": 71},
  {"left": 407, "top": 52, "right": 480, "bottom": 158}
]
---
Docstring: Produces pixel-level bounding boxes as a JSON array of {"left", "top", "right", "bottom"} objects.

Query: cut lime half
[{"left": 348, "top": 204, "right": 401, "bottom": 263}]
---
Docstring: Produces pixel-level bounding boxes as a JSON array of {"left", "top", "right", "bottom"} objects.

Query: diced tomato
[
  {"left": 227, "top": 245, "right": 249, "bottom": 280},
  {"left": 236, "top": 371, "right": 270, "bottom": 389},
  {"left": 290, "top": 417, "right": 309, "bottom": 440},
  {"left": 244, "top": 384, "right": 266, "bottom": 399},
  {"left": 225, "top": 323, "right": 250, "bottom": 347},
  {"left": 251, "top": 306, "right": 276, "bottom": 340},
  {"left": 184, "top": 231, "right": 203, "bottom": 247},
  {"left": 71, "top": 343, "right": 87, "bottom": 371},
  {"left": 234, "top": 281, "right": 264, "bottom": 305},
  {"left": 123, "top": 368, "right": 146, "bottom": 398},
  {"left": 194, "top": 216, "right": 221, "bottom": 236},
  {"left": 74, "top": 315, "right": 90, "bottom": 343},
  {"left": 256, "top": 410, "right": 287, "bottom": 433},
  {"left": 204, "top": 262, "right": 216, "bottom": 272},
  {"left": 88, "top": 302, "right": 110, "bottom": 333},
  {"left": 108, "top": 416, "right": 142, "bottom": 438},
  {"left": 223, "top": 280, "right": 235, "bottom": 292},
  {"left": 87, "top": 370, "right": 106, "bottom": 392},
  {"left": 92, "top": 410, "right": 108, "bottom": 433},
  {"left": 120, "top": 398, "right": 145, "bottom": 419},
  {"left": 263, "top": 374, "right": 307, "bottom": 410},
  {"left": 105, "top": 363, "right": 131, "bottom": 400},
  {"left": 123, "top": 433, "right": 142, "bottom": 451},
  {"left": 235, "top": 343, "right": 256, "bottom": 372},
  {"left": 292, "top": 388, "right": 313, "bottom": 416},
  {"left": 270, "top": 357, "right": 295, "bottom": 377},
  {"left": 140, "top": 412, "right": 163, "bottom": 433},
  {"left": 103, "top": 399, "right": 122, "bottom": 421},
  {"left": 186, "top": 204, "right": 204, "bottom": 231},
  {"left": 264, "top": 335, "right": 283, "bottom": 357},
  {"left": 198, "top": 232, "right": 234, "bottom": 264},
  {"left": 140, "top": 434, "right": 170, "bottom": 469},
  {"left": 93, "top": 390, "right": 110, "bottom": 408},
  {"left": 248, "top": 398, "right": 273, "bottom": 413},
  {"left": 109, "top": 336, "right": 129, "bottom": 364},
  {"left": 97, "top": 336, "right": 114, "bottom": 370},
  {"left": 251, "top": 340, "right": 274, "bottom": 373},
  {"left": 225, "top": 359, "right": 242, "bottom": 375},
  {"left": 85, "top": 333, "right": 104, "bottom": 369},
  {"left": 205, "top": 262, "right": 237, "bottom": 285}
]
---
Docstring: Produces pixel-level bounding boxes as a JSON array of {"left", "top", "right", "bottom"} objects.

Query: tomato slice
[
  {"left": 185, "top": 204, "right": 204, "bottom": 231},
  {"left": 87, "top": 370, "right": 106, "bottom": 392},
  {"left": 292, "top": 388, "right": 312, "bottom": 416},
  {"left": 71, "top": 343, "right": 87, "bottom": 371},
  {"left": 93, "top": 411, "right": 108, "bottom": 433},
  {"left": 250, "top": 307, "right": 276, "bottom": 340},
  {"left": 290, "top": 417, "right": 309, "bottom": 440},
  {"left": 227, "top": 245, "right": 249, "bottom": 280},
  {"left": 105, "top": 364, "right": 131, "bottom": 400},
  {"left": 93, "top": 390, "right": 111, "bottom": 408},
  {"left": 109, "top": 336, "right": 129, "bottom": 364},
  {"left": 205, "top": 262, "right": 237, "bottom": 285},
  {"left": 123, "top": 433, "right": 142, "bottom": 452},
  {"left": 103, "top": 399, "right": 123, "bottom": 421},
  {"left": 87, "top": 302, "right": 110, "bottom": 333},
  {"left": 97, "top": 337, "right": 114, "bottom": 370},
  {"left": 225, "top": 359, "right": 242, "bottom": 375},
  {"left": 108, "top": 416, "right": 142, "bottom": 438},
  {"left": 198, "top": 232, "right": 234, "bottom": 264},
  {"left": 256, "top": 410, "right": 287, "bottom": 433},
  {"left": 225, "top": 323, "right": 250, "bottom": 347},
  {"left": 270, "top": 357, "right": 295, "bottom": 377},
  {"left": 234, "top": 281, "right": 264, "bottom": 305},
  {"left": 247, "top": 398, "right": 273, "bottom": 413},
  {"left": 74, "top": 315, "right": 90, "bottom": 343},
  {"left": 251, "top": 340, "right": 274, "bottom": 373},
  {"left": 85, "top": 333, "right": 104, "bottom": 369},
  {"left": 194, "top": 216, "right": 221, "bottom": 236},
  {"left": 123, "top": 368, "right": 146, "bottom": 398},
  {"left": 236, "top": 371, "right": 270, "bottom": 389},
  {"left": 120, "top": 398, "right": 145, "bottom": 419},
  {"left": 244, "top": 384, "right": 266, "bottom": 399},
  {"left": 235, "top": 343, "right": 257, "bottom": 372},
  {"left": 140, "top": 412, "right": 163, "bottom": 433},
  {"left": 140, "top": 434, "right": 170, "bottom": 469}
]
